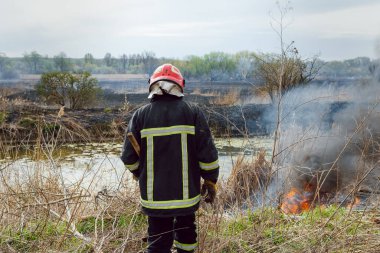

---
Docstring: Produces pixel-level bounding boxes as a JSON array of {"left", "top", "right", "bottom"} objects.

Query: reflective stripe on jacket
[{"left": 121, "top": 95, "right": 219, "bottom": 217}]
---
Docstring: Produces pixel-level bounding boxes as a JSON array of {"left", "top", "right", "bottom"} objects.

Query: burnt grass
[
  {"left": 0, "top": 100, "right": 350, "bottom": 145},
  {"left": 0, "top": 101, "right": 269, "bottom": 145},
  {"left": 0, "top": 81, "right": 265, "bottom": 143},
  {"left": 0, "top": 80, "right": 350, "bottom": 144}
]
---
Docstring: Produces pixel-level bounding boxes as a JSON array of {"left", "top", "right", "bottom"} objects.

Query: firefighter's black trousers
[{"left": 147, "top": 213, "right": 197, "bottom": 253}]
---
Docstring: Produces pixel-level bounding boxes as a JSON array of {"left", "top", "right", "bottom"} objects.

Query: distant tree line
[{"left": 0, "top": 50, "right": 379, "bottom": 82}]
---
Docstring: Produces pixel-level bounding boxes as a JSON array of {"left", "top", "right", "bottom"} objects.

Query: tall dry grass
[
  {"left": 220, "top": 150, "right": 271, "bottom": 208},
  {"left": 211, "top": 89, "right": 240, "bottom": 106},
  {"left": 0, "top": 109, "right": 144, "bottom": 252}
]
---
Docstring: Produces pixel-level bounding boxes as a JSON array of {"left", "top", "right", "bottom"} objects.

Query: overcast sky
[{"left": 1, "top": 0, "right": 380, "bottom": 60}]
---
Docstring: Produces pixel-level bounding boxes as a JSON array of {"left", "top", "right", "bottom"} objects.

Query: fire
[
  {"left": 281, "top": 187, "right": 314, "bottom": 214},
  {"left": 281, "top": 187, "right": 363, "bottom": 214},
  {"left": 347, "top": 196, "right": 361, "bottom": 209}
]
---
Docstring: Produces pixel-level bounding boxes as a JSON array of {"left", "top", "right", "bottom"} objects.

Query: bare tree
[
  {"left": 235, "top": 51, "right": 256, "bottom": 80},
  {"left": 255, "top": 49, "right": 321, "bottom": 102},
  {"left": 254, "top": 2, "right": 322, "bottom": 103},
  {"left": 254, "top": 1, "right": 322, "bottom": 168}
]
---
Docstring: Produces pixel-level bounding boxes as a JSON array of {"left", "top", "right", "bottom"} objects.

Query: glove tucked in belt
[{"left": 201, "top": 180, "right": 217, "bottom": 203}]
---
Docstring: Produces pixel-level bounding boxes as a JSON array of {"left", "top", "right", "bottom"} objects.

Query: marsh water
[{"left": 0, "top": 137, "right": 273, "bottom": 192}]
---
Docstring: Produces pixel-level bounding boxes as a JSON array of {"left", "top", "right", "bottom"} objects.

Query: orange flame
[
  {"left": 347, "top": 196, "right": 361, "bottom": 209},
  {"left": 281, "top": 185, "right": 364, "bottom": 214},
  {"left": 281, "top": 187, "right": 314, "bottom": 214}
]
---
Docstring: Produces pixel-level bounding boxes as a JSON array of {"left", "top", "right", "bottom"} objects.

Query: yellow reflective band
[
  {"left": 141, "top": 125, "right": 195, "bottom": 138},
  {"left": 147, "top": 136, "right": 154, "bottom": 201},
  {"left": 140, "top": 195, "right": 200, "bottom": 209},
  {"left": 181, "top": 133, "right": 189, "bottom": 200},
  {"left": 199, "top": 160, "right": 219, "bottom": 171},
  {"left": 174, "top": 240, "right": 198, "bottom": 251},
  {"left": 125, "top": 161, "right": 139, "bottom": 171}
]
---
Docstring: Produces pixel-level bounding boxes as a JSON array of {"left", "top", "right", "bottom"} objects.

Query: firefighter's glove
[{"left": 201, "top": 180, "right": 217, "bottom": 203}]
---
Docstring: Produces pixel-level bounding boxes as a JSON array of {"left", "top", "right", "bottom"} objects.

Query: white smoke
[{"left": 269, "top": 79, "right": 380, "bottom": 196}]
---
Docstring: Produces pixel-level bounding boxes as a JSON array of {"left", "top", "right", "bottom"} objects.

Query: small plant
[
  {"left": 104, "top": 107, "right": 112, "bottom": 113},
  {"left": 18, "top": 117, "right": 36, "bottom": 128},
  {"left": 119, "top": 93, "right": 131, "bottom": 114},
  {"left": 0, "top": 111, "right": 7, "bottom": 125},
  {"left": 43, "top": 122, "right": 60, "bottom": 134}
]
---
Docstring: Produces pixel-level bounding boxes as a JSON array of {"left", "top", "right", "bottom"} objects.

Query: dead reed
[
  {"left": 211, "top": 89, "right": 240, "bottom": 106},
  {"left": 220, "top": 150, "right": 271, "bottom": 208}
]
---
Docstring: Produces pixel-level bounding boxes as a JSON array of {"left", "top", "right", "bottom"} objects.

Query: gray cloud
[
  {"left": 1, "top": 0, "right": 379, "bottom": 59},
  {"left": 291, "top": 0, "right": 380, "bottom": 14}
]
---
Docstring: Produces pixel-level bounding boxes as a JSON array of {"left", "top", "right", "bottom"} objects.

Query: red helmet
[{"left": 149, "top": 64, "right": 185, "bottom": 91}]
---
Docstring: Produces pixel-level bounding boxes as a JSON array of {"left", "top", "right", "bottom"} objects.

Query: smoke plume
[{"left": 269, "top": 79, "right": 380, "bottom": 196}]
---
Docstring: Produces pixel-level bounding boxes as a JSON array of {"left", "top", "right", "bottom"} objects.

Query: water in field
[{"left": 0, "top": 137, "right": 273, "bottom": 192}]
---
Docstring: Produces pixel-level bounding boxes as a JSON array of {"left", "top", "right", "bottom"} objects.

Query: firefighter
[{"left": 121, "top": 63, "right": 219, "bottom": 253}]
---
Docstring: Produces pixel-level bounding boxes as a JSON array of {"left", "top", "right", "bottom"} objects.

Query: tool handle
[{"left": 127, "top": 132, "right": 140, "bottom": 157}]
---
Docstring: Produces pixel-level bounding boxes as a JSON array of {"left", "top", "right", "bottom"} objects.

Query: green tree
[
  {"left": 120, "top": 54, "right": 128, "bottom": 73},
  {"left": 67, "top": 72, "right": 101, "bottom": 109},
  {"left": 186, "top": 55, "right": 208, "bottom": 79},
  {"left": 36, "top": 72, "right": 101, "bottom": 109},
  {"left": 0, "top": 53, "right": 7, "bottom": 73},
  {"left": 83, "top": 53, "right": 98, "bottom": 73},
  {"left": 54, "top": 52, "right": 72, "bottom": 72},
  {"left": 84, "top": 53, "right": 94, "bottom": 65},
  {"left": 141, "top": 51, "right": 158, "bottom": 75},
  {"left": 23, "top": 51, "right": 42, "bottom": 73},
  {"left": 204, "top": 52, "right": 236, "bottom": 81},
  {"left": 0, "top": 53, "right": 19, "bottom": 79},
  {"left": 103, "top": 53, "right": 114, "bottom": 67}
]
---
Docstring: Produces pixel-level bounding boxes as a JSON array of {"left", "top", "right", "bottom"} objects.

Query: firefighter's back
[{"left": 136, "top": 95, "right": 201, "bottom": 217}]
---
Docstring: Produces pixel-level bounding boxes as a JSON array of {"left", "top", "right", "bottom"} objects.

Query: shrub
[
  {"left": 0, "top": 111, "right": 7, "bottom": 125},
  {"left": 19, "top": 117, "right": 36, "bottom": 128},
  {"left": 36, "top": 72, "right": 101, "bottom": 109},
  {"left": 103, "top": 107, "right": 112, "bottom": 113}
]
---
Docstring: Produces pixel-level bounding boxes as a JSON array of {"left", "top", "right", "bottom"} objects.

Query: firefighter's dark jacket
[{"left": 121, "top": 95, "right": 219, "bottom": 217}]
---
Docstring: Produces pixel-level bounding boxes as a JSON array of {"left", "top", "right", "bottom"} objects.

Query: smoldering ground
[{"left": 265, "top": 78, "right": 380, "bottom": 199}]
